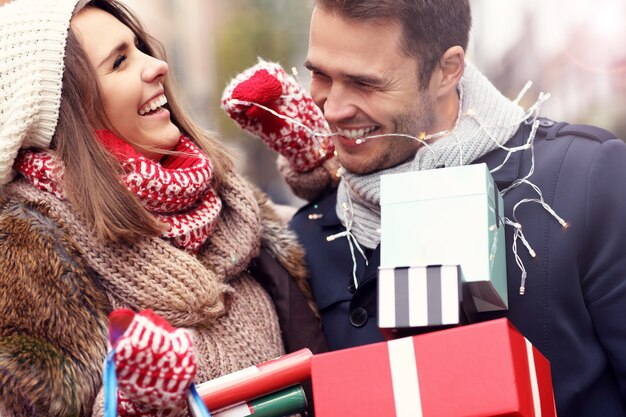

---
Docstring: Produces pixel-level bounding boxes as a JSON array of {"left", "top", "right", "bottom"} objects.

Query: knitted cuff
[
  {"left": 277, "top": 155, "right": 341, "bottom": 201},
  {"left": 117, "top": 391, "right": 182, "bottom": 417},
  {"left": 222, "top": 59, "right": 335, "bottom": 172}
]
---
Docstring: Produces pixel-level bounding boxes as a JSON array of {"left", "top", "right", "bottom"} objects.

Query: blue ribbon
[
  {"left": 103, "top": 350, "right": 118, "bottom": 417},
  {"left": 187, "top": 383, "right": 212, "bottom": 417}
]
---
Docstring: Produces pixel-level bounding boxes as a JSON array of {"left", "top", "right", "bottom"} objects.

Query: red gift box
[
  {"left": 312, "top": 318, "right": 556, "bottom": 417},
  {"left": 196, "top": 348, "right": 312, "bottom": 411}
]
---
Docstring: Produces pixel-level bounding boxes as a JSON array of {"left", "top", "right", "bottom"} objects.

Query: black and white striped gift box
[{"left": 378, "top": 265, "right": 468, "bottom": 329}]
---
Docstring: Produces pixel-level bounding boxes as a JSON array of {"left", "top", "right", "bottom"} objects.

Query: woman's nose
[{"left": 142, "top": 54, "right": 168, "bottom": 84}]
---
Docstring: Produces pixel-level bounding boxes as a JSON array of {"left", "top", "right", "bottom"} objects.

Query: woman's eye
[
  {"left": 135, "top": 38, "right": 147, "bottom": 53},
  {"left": 112, "top": 55, "right": 127, "bottom": 70}
]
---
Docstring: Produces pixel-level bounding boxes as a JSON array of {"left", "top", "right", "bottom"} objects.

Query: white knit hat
[{"left": 0, "top": 0, "right": 90, "bottom": 185}]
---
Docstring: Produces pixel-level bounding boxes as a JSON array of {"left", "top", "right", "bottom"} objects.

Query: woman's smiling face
[{"left": 71, "top": 6, "right": 180, "bottom": 160}]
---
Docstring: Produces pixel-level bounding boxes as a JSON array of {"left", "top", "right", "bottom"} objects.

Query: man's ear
[{"left": 435, "top": 46, "right": 465, "bottom": 98}]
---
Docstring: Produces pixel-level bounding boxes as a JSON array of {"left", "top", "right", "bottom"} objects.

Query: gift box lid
[{"left": 380, "top": 163, "right": 496, "bottom": 205}]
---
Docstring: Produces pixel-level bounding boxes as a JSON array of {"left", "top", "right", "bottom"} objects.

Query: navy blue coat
[{"left": 290, "top": 120, "right": 626, "bottom": 416}]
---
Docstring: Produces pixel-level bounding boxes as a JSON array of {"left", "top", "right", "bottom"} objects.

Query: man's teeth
[
  {"left": 337, "top": 126, "right": 377, "bottom": 139},
  {"left": 139, "top": 94, "right": 167, "bottom": 115}
]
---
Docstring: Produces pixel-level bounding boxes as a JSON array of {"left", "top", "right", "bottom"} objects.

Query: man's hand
[
  {"left": 222, "top": 59, "right": 334, "bottom": 172},
  {"left": 110, "top": 309, "right": 197, "bottom": 416}
]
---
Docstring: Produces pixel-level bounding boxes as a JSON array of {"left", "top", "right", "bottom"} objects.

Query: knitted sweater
[{"left": 0, "top": 170, "right": 318, "bottom": 417}]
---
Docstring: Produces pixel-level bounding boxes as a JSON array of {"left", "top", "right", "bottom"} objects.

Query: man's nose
[{"left": 322, "top": 84, "right": 357, "bottom": 124}]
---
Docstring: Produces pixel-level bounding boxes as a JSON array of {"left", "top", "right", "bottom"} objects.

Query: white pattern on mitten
[
  {"left": 222, "top": 59, "right": 334, "bottom": 172},
  {"left": 113, "top": 310, "right": 197, "bottom": 416}
]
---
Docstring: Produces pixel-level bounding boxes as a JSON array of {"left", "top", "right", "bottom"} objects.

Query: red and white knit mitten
[
  {"left": 110, "top": 309, "right": 197, "bottom": 417},
  {"left": 221, "top": 59, "right": 334, "bottom": 173}
]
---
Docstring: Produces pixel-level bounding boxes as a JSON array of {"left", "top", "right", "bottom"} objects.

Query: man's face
[{"left": 306, "top": 7, "right": 437, "bottom": 175}]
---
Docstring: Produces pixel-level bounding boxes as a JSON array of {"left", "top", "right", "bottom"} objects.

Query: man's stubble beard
[{"left": 340, "top": 93, "right": 437, "bottom": 175}]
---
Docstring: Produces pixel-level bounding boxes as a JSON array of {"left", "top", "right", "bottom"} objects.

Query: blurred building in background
[
  {"left": 121, "top": 0, "right": 626, "bottom": 205},
  {"left": 472, "top": 0, "right": 626, "bottom": 139}
]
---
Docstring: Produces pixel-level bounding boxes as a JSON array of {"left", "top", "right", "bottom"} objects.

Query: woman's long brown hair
[{"left": 53, "top": 0, "right": 234, "bottom": 243}]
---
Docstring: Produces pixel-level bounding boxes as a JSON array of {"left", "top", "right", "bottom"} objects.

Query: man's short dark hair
[{"left": 314, "top": 0, "right": 472, "bottom": 88}]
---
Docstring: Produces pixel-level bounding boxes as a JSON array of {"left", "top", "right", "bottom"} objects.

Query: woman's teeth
[
  {"left": 139, "top": 94, "right": 167, "bottom": 115},
  {"left": 337, "top": 126, "right": 377, "bottom": 139}
]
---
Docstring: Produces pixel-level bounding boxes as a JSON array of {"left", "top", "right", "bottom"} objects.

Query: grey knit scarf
[{"left": 336, "top": 61, "right": 525, "bottom": 249}]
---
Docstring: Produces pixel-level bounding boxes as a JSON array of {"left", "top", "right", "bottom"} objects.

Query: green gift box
[{"left": 380, "top": 163, "right": 507, "bottom": 312}]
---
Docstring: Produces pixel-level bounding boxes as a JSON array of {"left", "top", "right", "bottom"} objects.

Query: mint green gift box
[{"left": 380, "top": 163, "right": 507, "bottom": 312}]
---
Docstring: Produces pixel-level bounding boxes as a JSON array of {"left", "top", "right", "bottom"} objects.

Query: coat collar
[
  {"left": 475, "top": 121, "right": 527, "bottom": 190},
  {"left": 316, "top": 190, "right": 342, "bottom": 227}
]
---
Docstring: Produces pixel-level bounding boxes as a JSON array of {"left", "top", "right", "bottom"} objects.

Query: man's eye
[
  {"left": 113, "top": 55, "right": 127, "bottom": 69},
  {"left": 355, "top": 80, "right": 376, "bottom": 89},
  {"left": 312, "top": 71, "right": 329, "bottom": 80}
]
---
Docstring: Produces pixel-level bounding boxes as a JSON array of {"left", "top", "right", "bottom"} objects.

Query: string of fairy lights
[{"left": 229, "top": 76, "right": 569, "bottom": 295}]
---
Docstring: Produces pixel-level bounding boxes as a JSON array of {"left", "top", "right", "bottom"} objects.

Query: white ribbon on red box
[{"left": 387, "top": 337, "right": 544, "bottom": 417}]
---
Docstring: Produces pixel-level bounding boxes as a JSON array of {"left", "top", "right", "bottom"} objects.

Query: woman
[{"left": 0, "top": 0, "right": 326, "bottom": 415}]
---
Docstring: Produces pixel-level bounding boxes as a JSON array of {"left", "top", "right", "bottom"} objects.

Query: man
[{"left": 222, "top": 1, "right": 626, "bottom": 415}]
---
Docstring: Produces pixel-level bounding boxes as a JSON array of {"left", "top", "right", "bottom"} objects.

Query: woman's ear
[{"left": 435, "top": 46, "right": 465, "bottom": 98}]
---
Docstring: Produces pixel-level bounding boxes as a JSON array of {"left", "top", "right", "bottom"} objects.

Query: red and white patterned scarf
[{"left": 15, "top": 130, "right": 222, "bottom": 253}]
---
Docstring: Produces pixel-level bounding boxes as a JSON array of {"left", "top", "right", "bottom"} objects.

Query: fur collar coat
[{"left": 0, "top": 175, "right": 325, "bottom": 416}]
